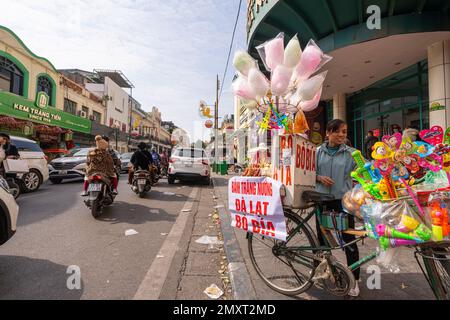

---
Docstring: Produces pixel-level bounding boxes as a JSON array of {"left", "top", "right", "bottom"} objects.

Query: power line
[{"left": 219, "top": 0, "right": 243, "bottom": 102}]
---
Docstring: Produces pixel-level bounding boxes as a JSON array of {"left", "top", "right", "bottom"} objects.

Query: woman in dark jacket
[{"left": 128, "top": 142, "right": 153, "bottom": 184}]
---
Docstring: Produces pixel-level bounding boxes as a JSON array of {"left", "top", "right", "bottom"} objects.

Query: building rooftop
[{"left": 93, "top": 69, "right": 135, "bottom": 89}]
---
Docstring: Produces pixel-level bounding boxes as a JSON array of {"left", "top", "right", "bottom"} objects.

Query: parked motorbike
[
  {"left": 131, "top": 170, "right": 152, "bottom": 198},
  {"left": 4, "top": 173, "right": 20, "bottom": 200},
  {"left": 83, "top": 173, "right": 116, "bottom": 218}
]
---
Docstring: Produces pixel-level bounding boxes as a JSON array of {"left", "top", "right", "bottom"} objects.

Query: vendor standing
[{"left": 315, "top": 119, "right": 360, "bottom": 297}]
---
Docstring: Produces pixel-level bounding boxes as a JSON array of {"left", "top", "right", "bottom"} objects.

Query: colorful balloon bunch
[{"left": 232, "top": 33, "right": 332, "bottom": 134}]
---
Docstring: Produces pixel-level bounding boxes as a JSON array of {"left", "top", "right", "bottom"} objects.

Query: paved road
[{"left": 0, "top": 175, "right": 204, "bottom": 299}]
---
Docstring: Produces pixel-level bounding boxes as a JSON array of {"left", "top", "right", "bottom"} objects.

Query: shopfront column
[
  {"left": 333, "top": 93, "right": 346, "bottom": 121},
  {"left": 428, "top": 40, "right": 450, "bottom": 128}
]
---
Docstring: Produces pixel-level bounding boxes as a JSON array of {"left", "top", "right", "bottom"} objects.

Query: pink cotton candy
[
  {"left": 299, "top": 86, "right": 322, "bottom": 112},
  {"left": 248, "top": 68, "right": 269, "bottom": 98},
  {"left": 271, "top": 65, "right": 293, "bottom": 96},
  {"left": 265, "top": 37, "right": 284, "bottom": 70},
  {"left": 295, "top": 45, "right": 322, "bottom": 81},
  {"left": 232, "top": 76, "right": 255, "bottom": 100}
]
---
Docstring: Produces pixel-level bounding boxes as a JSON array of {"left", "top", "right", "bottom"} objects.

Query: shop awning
[{"left": 0, "top": 91, "right": 91, "bottom": 134}]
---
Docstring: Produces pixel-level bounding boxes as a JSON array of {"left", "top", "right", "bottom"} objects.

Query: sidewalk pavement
[
  {"left": 211, "top": 173, "right": 436, "bottom": 300},
  {"left": 172, "top": 185, "right": 233, "bottom": 300}
]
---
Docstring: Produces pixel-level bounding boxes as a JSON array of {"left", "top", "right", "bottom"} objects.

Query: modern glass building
[{"left": 246, "top": 0, "right": 450, "bottom": 149}]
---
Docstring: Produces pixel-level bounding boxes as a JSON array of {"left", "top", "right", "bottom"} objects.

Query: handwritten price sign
[{"left": 228, "top": 176, "right": 287, "bottom": 241}]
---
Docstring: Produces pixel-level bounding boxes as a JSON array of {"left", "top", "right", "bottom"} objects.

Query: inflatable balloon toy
[
  {"left": 402, "top": 154, "right": 421, "bottom": 174},
  {"left": 414, "top": 141, "right": 434, "bottom": 158},
  {"left": 399, "top": 137, "right": 417, "bottom": 155},
  {"left": 382, "top": 133, "right": 402, "bottom": 150},
  {"left": 419, "top": 126, "right": 443, "bottom": 146},
  {"left": 372, "top": 142, "right": 394, "bottom": 160},
  {"left": 391, "top": 165, "right": 409, "bottom": 181},
  {"left": 374, "top": 158, "right": 394, "bottom": 176}
]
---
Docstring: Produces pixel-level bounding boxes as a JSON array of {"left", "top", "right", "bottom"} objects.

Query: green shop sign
[{"left": 0, "top": 91, "right": 91, "bottom": 134}]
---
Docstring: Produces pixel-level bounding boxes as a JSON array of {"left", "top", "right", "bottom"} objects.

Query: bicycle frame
[{"left": 282, "top": 205, "right": 378, "bottom": 273}]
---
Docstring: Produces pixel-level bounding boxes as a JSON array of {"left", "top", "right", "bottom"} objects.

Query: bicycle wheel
[
  {"left": 248, "top": 209, "right": 320, "bottom": 296},
  {"left": 418, "top": 246, "right": 450, "bottom": 300}
]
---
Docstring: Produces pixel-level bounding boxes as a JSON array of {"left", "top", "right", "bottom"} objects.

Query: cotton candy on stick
[
  {"left": 233, "top": 51, "right": 256, "bottom": 76},
  {"left": 284, "top": 35, "right": 302, "bottom": 68},
  {"left": 248, "top": 67, "right": 269, "bottom": 99},
  {"left": 232, "top": 76, "right": 255, "bottom": 100},
  {"left": 299, "top": 86, "right": 322, "bottom": 112},
  {"left": 296, "top": 71, "right": 327, "bottom": 101},
  {"left": 264, "top": 36, "right": 284, "bottom": 71},
  {"left": 294, "top": 40, "right": 331, "bottom": 81},
  {"left": 271, "top": 65, "right": 293, "bottom": 96}
]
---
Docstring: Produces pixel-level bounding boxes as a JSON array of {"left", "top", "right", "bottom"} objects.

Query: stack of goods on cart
[
  {"left": 232, "top": 32, "right": 332, "bottom": 176},
  {"left": 343, "top": 127, "right": 450, "bottom": 266}
]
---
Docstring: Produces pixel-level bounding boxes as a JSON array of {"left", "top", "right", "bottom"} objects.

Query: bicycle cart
[{"left": 247, "top": 190, "right": 450, "bottom": 299}]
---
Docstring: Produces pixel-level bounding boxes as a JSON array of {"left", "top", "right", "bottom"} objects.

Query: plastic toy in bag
[{"left": 293, "top": 109, "right": 309, "bottom": 134}]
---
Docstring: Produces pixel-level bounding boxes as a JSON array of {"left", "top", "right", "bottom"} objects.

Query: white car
[
  {"left": 0, "top": 177, "right": 19, "bottom": 245},
  {"left": 11, "top": 136, "right": 49, "bottom": 193},
  {"left": 168, "top": 148, "right": 210, "bottom": 185}
]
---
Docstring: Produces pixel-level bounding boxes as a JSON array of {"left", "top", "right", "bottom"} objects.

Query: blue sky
[{"left": 0, "top": 0, "right": 247, "bottom": 141}]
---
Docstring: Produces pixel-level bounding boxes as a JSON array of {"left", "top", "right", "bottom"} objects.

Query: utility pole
[{"left": 214, "top": 74, "right": 220, "bottom": 171}]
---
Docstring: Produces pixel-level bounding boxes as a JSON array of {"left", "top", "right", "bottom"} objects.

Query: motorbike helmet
[
  {"left": 137, "top": 142, "right": 147, "bottom": 150},
  {"left": 101, "top": 135, "right": 110, "bottom": 142}
]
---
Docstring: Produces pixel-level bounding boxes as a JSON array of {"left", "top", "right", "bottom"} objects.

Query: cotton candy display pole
[
  {"left": 271, "top": 65, "right": 293, "bottom": 96},
  {"left": 295, "top": 44, "right": 322, "bottom": 81},
  {"left": 296, "top": 71, "right": 327, "bottom": 101},
  {"left": 284, "top": 35, "right": 302, "bottom": 68},
  {"left": 233, "top": 51, "right": 256, "bottom": 76},
  {"left": 399, "top": 178, "right": 425, "bottom": 217},
  {"left": 264, "top": 37, "right": 284, "bottom": 70},
  {"left": 232, "top": 76, "right": 255, "bottom": 100},
  {"left": 248, "top": 68, "right": 270, "bottom": 98}
]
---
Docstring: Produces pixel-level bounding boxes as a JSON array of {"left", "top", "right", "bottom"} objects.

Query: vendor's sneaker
[
  {"left": 348, "top": 281, "right": 360, "bottom": 297},
  {"left": 81, "top": 191, "right": 88, "bottom": 197}
]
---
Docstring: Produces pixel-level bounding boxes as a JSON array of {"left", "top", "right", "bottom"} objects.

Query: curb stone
[{"left": 211, "top": 176, "right": 257, "bottom": 300}]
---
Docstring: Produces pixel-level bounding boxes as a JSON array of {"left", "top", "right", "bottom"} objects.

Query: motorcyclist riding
[
  {"left": 151, "top": 148, "right": 161, "bottom": 176},
  {"left": 128, "top": 142, "right": 153, "bottom": 184},
  {"left": 82, "top": 135, "right": 118, "bottom": 196},
  {"left": 101, "top": 135, "right": 121, "bottom": 175}
]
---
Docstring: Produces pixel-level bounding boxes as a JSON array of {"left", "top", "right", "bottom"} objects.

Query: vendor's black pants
[{"left": 315, "top": 200, "right": 360, "bottom": 280}]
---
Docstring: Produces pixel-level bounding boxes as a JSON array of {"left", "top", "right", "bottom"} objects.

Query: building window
[
  {"left": 92, "top": 111, "right": 101, "bottom": 123},
  {"left": 64, "top": 98, "right": 77, "bottom": 115},
  {"left": 122, "top": 123, "right": 126, "bottom": 132},
  {"left": 36, "top": 75, "right": 53, "bottom": 106},
  {"left": 82, "top": 105, "right": 89, "bottom": 114},
  {"left": 0, "top": 56, "right": 24, "bottom": 96}
]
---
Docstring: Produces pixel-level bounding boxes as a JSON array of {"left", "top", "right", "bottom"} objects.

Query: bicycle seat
[{"left": 302, "top": 191, "right": 335, "bottom": 204}]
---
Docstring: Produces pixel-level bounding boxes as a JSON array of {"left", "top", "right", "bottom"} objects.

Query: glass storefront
[{"left": 348, "top": 61, "right": 429, "bottom": 150}]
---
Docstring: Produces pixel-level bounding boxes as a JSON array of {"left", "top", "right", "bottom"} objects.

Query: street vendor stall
[{"left": 228, "top": 32, "right": 449, "bottom": 299}]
